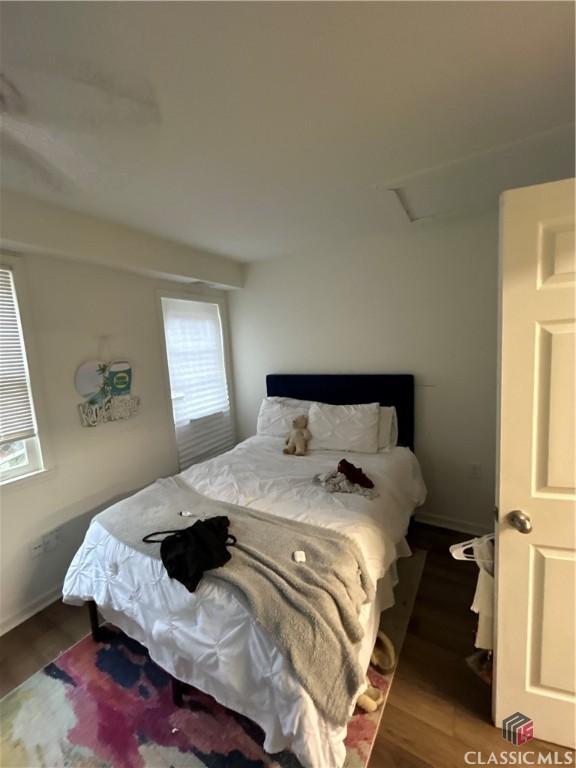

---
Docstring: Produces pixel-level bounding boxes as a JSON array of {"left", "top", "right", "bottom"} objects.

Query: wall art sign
[{"left": 75, "top": 359, "right": 140, "bottom": 427}]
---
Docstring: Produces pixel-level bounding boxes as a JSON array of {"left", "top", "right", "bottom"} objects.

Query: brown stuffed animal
[
  {"left": 371, "top": 630, "right": 396, "bottom": 674},
  {"left": 283, "top": 415, "right": 311, "bottom": 456},
  {"left": 355, "top": 632, "right": 396, "bottom": 713},
  {"left": 356, "top": 685, "right": 385, "bottom": 713}
]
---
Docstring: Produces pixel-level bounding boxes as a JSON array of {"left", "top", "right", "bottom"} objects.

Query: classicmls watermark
[
  {"left": 502, "top": 712, "right": 534, "bottom": 746},
  {"left": 463, "top": 713, "right": 576, "bottom": 766}
]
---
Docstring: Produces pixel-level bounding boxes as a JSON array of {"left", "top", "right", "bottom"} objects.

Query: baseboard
[
  {"left": 0, "top": 583, "right": 62, "bottom": 637},
  {"left": 414, "top": 511, "right": 493, "bottom": 536}
]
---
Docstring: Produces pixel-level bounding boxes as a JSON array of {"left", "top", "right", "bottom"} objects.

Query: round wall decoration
[{"left": 75, "top": 360, "right": 106, "bottom": 400}]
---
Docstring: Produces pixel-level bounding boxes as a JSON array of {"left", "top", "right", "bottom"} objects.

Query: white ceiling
[{"left": 1, "top": 2, "right": 574, "bottom": 262}]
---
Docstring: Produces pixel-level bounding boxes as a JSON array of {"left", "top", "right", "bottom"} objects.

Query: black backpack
[{"left": 143, "top": 516, "right": 236, "bottom": 593}]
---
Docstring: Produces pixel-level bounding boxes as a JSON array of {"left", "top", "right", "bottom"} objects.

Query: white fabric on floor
[
  {"left": 63, "top": 436, "right": 426, "bottom": 768},
  {"left": 471, "top": 535, "right": 495, "bottom": 650}
]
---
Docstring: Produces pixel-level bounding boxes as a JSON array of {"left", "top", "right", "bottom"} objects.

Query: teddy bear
[
  {"left": 355, "top": 685, "right": 385, "bottom": 713},
  {"left": 283, "top": 414, "right": 311, "bottom": 456},
  {"left": 370, "top": 630, "right": 396, "bottom": 674},
  {"left": 355, "top": 631, "right": 396, "bottom": 713}
]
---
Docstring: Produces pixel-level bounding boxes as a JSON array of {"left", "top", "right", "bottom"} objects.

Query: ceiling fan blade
[
  {"left": 1, "top": 129, "right": 71, "bottom": 191},
  {"left": 2, "top": 61, "right": 160, "bottom": 131},
  {"left": 2, "top": 114, "right": 106, "bottom": 184},
  {"left": 0, "top": 73, "right": 26, "bottom": 116}
]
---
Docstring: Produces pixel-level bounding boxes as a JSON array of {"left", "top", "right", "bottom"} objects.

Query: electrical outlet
[
  {"left": 469, "top": 463, "right": 481, "bottom": 479},
  {"left": 30, "top": 539, "right": 44, "bottom": 559},
  {"left": 42, "top": 529, "right": 62, "bottom": 553}
]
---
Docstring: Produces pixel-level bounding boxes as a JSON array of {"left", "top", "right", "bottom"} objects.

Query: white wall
[
  {"left": 229, "top": 210, "right": 498, "bottom": 535},
  {"left": 0, "top": 251, "right": 227, "bottom": 633}
]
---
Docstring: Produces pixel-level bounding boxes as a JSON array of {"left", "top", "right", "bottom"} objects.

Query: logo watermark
[
  {"left": 502, "top": 712, "right": 534, "bottom": 746},
  {"left": 463, "top": 713, "right": 575, "bottom": 766}
]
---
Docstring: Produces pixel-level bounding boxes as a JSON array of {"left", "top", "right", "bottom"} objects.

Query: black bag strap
[
  {"left": 142, "top": 528, "right": 237, "bottom": 547},
  {"left": 142, "top": 529, "right": 183, "bottom": 543}
]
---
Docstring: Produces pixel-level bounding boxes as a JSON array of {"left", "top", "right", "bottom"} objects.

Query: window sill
[{"left": 0, "top": 466, "right": 55, "bottom": 490}]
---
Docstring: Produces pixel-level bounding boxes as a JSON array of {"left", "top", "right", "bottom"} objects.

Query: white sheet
[{"left": 63, "top": 437, "right": 426, "bottom": 768}]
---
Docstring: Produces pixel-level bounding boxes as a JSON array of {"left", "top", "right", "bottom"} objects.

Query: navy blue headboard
[{"left": 266, "top": 374, "right": 414, "bottom": 450}]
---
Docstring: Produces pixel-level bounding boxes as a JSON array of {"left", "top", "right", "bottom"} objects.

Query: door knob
[{"left": 506, "top": 510, "right": 532, "bottom": 534}]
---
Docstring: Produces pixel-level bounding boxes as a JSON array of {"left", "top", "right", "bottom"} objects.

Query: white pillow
[
  {"left": 378, "top": 406, "right": 399, "bottom": 450},
  {"left": 265, "top": 396, "right": 314, "bottom": 411},
  {"left": 308, "top": 402, "right": 379, "bottom": 453},
  {"left": 256, "top": 397, "right": 311, "bottom": 437}
]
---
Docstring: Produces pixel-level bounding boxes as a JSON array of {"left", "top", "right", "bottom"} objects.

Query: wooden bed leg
[
  {"left": 172, "top": 677, "right": 186, "bottom": 708},
  {"left": 88, "top": 600, "right": 102, "bottom": 642}
]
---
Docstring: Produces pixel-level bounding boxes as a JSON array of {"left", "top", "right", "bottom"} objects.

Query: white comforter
[{"left": 63, "top": 437, "right": 426, "bottom": 768}]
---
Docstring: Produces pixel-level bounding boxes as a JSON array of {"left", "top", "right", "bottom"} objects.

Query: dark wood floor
[
  {"left": 370, "top": 524, "right": 564, "bottom": 767},
  {"left": 0, "top": 524, "right": 567, "bottom": 767}
]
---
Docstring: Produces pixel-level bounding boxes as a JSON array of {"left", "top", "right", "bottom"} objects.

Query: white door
[{"left": 495, "top": 177, "right": 576, "bottom": 748}]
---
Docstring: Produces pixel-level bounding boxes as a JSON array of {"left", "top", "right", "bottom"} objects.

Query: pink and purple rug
[
  {"left": 0, "top": 553, "right": 425, "bottom": 768},
  {"left": 0, "top": 627, "right": 388, "bottom": 768}
]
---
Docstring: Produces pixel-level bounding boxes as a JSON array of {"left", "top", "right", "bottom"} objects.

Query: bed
[{"left": 63, "top": 374, "right": 426, "bottom": 768}]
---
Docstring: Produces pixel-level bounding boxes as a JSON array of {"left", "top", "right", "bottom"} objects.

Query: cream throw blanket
[{"left": 96, "top": 476, "right": 374, "bottom": 726}]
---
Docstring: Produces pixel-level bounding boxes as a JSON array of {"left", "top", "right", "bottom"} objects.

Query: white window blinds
[
  {"left": 161, "top": 297, "right": 235, "bottom": 469},
  {"left": 0, "top": 266, "right": 38, "bottom": 446}
]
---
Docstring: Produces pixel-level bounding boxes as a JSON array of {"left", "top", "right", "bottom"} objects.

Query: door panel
[
  {"left": 495, "top": 178, "right": 576, "bottom": 748},
  {"left": 530, "top": 546, "right": 575, "bottom": 695},
  {"left": 534, "top": 321, "right": 575, "bottom": 495}
]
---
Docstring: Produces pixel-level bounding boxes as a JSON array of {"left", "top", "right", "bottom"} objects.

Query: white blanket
[{"left": 63, "top": 436, "right": 426, "bottom": 768}]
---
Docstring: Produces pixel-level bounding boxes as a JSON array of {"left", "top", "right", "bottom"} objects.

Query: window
[
  {"left": 161, "top": 296, "right": 235, "bottom": 470},
  {"left": 0, "top": 265, "right": 43, "bottom": 483}
]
